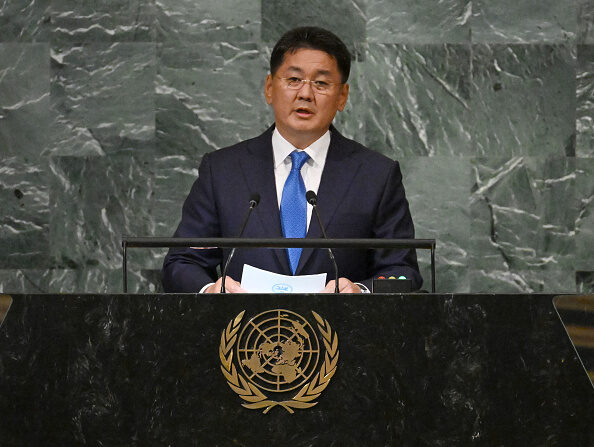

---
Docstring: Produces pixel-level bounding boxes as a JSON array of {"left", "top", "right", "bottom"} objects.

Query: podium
[{"left": 0, "top": 293, "right": 592, "bottom": 445}]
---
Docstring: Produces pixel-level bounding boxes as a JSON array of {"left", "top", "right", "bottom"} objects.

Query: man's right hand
[{"left": 204, "top": 276, "right": 247, "bottom": 293}]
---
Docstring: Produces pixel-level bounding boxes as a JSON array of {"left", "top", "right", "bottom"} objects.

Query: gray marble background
[{"left": 0, "top": 0, "right": 592, "bottom": 293}]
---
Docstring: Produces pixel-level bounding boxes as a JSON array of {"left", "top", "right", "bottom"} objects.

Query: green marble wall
[{"left": 0, "top": 0, "right": 592, "bottom": 293}]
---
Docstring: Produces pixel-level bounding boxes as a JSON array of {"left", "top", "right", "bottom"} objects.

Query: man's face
[{"left": 265, "top": 48, "right": 349, "bottom": 149}]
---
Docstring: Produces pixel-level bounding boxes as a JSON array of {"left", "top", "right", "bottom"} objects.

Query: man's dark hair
[{"left": 270, "top": 26, "right": 351, "bottom": 84}]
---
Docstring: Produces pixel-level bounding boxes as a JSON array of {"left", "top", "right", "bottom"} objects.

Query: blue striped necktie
[{"left": 280, "top": 150, "right": 310, "bottom": 274}]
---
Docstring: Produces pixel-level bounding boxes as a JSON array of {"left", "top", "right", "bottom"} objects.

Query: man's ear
[
  {"left": 337, "top": 83, "right": 349, "bottom": 112},
  {"left": 264, "top": 74, "right": 273, "bottom": 105}
]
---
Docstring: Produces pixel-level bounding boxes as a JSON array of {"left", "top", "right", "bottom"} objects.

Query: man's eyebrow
[
  {"left": 284, "top": 67, "right": 332, "bottom": 77},
  {"left": 315, "top": 69, "right": 332, "bottom": 77},
  {"left": 285, "top": 66, "right": 304, "bottom": 74}
]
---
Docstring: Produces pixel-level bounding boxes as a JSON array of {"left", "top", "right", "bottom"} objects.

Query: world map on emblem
[{"left": 236, "top": 310, "right": 321, "bottom": 392}]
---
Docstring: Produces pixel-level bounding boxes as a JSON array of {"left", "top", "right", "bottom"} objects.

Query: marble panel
[
  {"left": 0, "top": 158, "right": 49, "bottom": 269},
  {"left": 361, "top": 44, "right": 472, "bottom": 157},
  {"left": 125, "top": 153, "right": 199, "bottom": 278},
  {"left": 156, "top": 42, "right": 270, "bottom": 157},
  {"left": 575, "top": 160, "right": 593, "bottom": 270},
  {"left": 399, "top": 156, "right": 471, "bottom": 292},
  {"left": 470, "top": 157, "right": 577, "bottom": 293},
  {"left": 0, "top": 294, "right": 591, "bottom": 444},
  {"left": 261, "top": 0, "right": 366, "bottom": 48},
  {"left": 148, "top": 154, "right": 199, "bottom": 238},
  {"left": 365, "top": 0, "right": 471, "bottom": 44},
  {"left": 470, "top": 268, "right": 577, "bottom": 293},
  {"left": 576, "top": 271, "right": 594, "bottom": 293},
  {"left": 67, "top": 268, "right": 128, "bottom": 293},
  {"left": 49, "top": 151, "right": 199, "bottom": 275},
  {"left": 49, "top": 155, "right": 162, "bottom": 272},
  {"left": 0, "top": 268, "right": 163, "bottom": 294},
  {"left": 137, "top": 269, "right": 164, "bottom": 293},
  {"left": 0, "top": 43, "right": 50, "bottom": 158},
  {"left": 49, "top": 43, "right": 155, "bottom": 157},
  {"left": 576, "top": 45, "right": 593, "bottom": 158},
  {"left": 0, "top": 0, "right": 50, "bottom": 42},
  {"left": 155, "top": 0, "right": 260, "bottom": 43},
  {"left": 50, "top": 0, "right": 156, "bottom": 43},
  {"left": 331, "top": 55, "right": 365, "bottom": 141},
  {"left": 578, "top": 0, "right": 594, "bottom": 43},
  {"left": 0, "top": 269, "right": 71, "bottom": 293},
  {"left": 472, "top": 0, "right": 577, "bottom": 43},
  {"left": 471, "top": 44, "right": 576, "bottom": 158}
]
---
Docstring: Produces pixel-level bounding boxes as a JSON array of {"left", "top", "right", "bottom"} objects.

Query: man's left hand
[{"left": 321, "top": 278, "right": 362, "bottom": 293}]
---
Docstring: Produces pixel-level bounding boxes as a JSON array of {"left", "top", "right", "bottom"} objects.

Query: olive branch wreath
[{"left": 219, "top": 310, "right": 339, "bottom": 414}]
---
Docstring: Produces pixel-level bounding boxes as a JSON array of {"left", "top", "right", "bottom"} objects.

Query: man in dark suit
[{"left": 162, "top": 26, "right": 421, "bottom": 293}]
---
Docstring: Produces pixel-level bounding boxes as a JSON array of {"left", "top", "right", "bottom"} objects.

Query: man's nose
[{"left": 297, "top": 81, "right": 315, "bottom": 100}]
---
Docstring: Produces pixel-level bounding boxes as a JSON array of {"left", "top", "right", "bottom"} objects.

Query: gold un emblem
[{"left": 219, "top": 309, "right": 339, "bottom": 413}]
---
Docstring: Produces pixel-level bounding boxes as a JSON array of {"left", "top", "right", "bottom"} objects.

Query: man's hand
[
  {"left": 321, "top": 278, "right": 362, "bottom": 293},
  {"left": 204, "top": 276, "right": 247, "bottom": 293}
]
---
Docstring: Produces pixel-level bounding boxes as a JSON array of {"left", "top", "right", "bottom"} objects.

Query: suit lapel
[
  {"left": 296, "top": 129, "right": 362, "bottom": 274},
  {"left": 239, "top": 126, "right": 291, "bottom": 273}
]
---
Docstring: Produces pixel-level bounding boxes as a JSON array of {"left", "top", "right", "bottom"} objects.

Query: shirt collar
[{"left": 272, "top": 128, "right": 331, "bottom": 169}]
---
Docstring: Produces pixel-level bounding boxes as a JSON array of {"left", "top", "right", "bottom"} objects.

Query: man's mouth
[{"left": 295, "top": 107, "right": 314, "bottom": 117}]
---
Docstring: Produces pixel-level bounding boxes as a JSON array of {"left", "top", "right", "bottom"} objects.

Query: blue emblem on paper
[{"left": 272, "top": 283, "right": 293, "bottom": 293}]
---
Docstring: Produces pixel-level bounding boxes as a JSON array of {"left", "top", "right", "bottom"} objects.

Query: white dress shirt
[{"left": 272, "top": 128, "right": 330, "bottom": 230}]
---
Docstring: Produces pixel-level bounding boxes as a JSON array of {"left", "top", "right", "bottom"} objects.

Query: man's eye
[
  {"left": 287, "top": 77, "right": 301, "bottom": 82},
  {"left": 313, "top": 81, "right": 329, "bottom": 87}
]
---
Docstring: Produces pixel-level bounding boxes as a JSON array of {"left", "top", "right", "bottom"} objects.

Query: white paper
[{"left": 241, "top": 264, "right": 327, "bottom": 293}]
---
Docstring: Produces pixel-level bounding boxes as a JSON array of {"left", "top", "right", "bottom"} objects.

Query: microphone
[
  {"left": 221, "top": 193, "right": 260, "bottom": 293},
  {"left": 306, "top": 191, "right": 339, "bottom": 294}
]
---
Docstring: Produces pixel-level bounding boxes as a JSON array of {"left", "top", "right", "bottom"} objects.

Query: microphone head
[
  {"left": 249, "top": 193, "right": 261, "bottom": 207},
  {"left": 306, "top": 190, "right": 317, "bottom": 205}
]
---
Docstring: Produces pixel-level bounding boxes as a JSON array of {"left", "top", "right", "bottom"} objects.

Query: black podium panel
[{"left": 0, "top": 294, "right": 592, "bottom": 446}]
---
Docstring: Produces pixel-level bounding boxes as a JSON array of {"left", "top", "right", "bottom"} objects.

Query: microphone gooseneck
[
  {"left": 306, "top": 190, "right": 339, "bottom": 294},
  {"left": 221, "top": 193, "right": 260, "bottom": 293}
]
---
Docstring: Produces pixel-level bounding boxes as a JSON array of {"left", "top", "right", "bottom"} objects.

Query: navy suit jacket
[{"left": 162, "top": 125, "right": 422, "bottom": 292}]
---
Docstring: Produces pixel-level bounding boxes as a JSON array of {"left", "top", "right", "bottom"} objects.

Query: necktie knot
[{"left": 290, "top": 150, "right": 309, "bottom": 172}]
